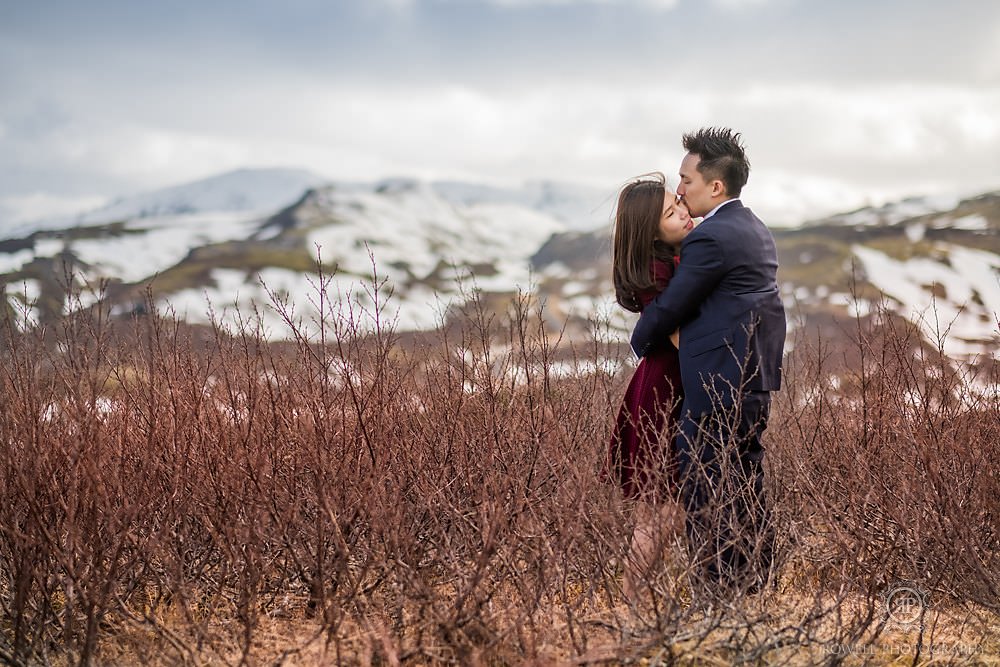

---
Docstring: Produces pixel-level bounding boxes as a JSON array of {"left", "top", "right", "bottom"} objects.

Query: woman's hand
[{"left": 670, "top": 330, "right": 680, "bottom": 349}]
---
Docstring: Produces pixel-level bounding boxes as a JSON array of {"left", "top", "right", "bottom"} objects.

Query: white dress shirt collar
[{"left": 702, "top": 197, "right": 741, "bottom": 221}]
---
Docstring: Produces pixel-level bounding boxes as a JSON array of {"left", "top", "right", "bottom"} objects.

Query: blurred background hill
[{"left": 2, "top": 168, "right": 997, "bottom": 363}]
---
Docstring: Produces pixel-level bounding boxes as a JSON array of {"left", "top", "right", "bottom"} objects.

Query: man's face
[{"left": 677, "top": 152, "right": 718, "bottom": 218}]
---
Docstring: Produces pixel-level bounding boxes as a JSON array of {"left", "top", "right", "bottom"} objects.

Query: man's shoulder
[
  {"left": 711, "top": 201, "right": 773, "bottom": 237},
  {"left": 712, "top": 199, "right": 755, "bottom": 222},
  {"left": 688, "top": 204, "right": 745, "bottom": 241},
  {"left": 682, "top": 222, "right": 722, "bottom": 249}
]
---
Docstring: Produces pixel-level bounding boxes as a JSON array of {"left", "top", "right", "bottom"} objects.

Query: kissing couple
[{"left": 606, "top": 126, "right": 787, "bottom": 598}]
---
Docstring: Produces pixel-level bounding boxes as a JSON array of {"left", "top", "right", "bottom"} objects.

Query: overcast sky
[{"left": 2, "top": 0, "right": 999, "bottom": 228}]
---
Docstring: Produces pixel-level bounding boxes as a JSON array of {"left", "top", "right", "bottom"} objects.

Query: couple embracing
[{"left": 607, "top": 127, "right": 786, "bottom": 596}]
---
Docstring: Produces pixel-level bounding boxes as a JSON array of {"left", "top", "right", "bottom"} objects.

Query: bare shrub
[{"left": 1, "top": 271, "right": 998, "bottom": 665}]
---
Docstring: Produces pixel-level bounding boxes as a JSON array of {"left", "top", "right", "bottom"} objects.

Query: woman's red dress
[{"left": 607, "top": 258, "right": 683, "bottom": 501}]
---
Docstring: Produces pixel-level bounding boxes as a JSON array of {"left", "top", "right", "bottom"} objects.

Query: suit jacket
[{"left": 630, "top": 200, "right": 786, "bottom": 418}]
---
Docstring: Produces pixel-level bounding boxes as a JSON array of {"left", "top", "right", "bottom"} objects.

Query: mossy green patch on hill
[
  {"left": 952, "top": 192, "right": 1000, "bottom": 227},
  {"left": 0, "top": 221, "right": 139, "bottom": 256},
  {"left": 927, "top": 228, "right": 1000, "bottom": 255},
  {"left": 137, "top": 240, "right": 329, "bottom": 295},
  {"left": 862, "top": 235, "right": 941, "bottom": 262},
  {"left": 773, "top": 230, "right": 854, "bottom": 290}
]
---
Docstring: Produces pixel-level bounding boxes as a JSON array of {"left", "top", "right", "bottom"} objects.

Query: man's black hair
[{"left": 682, "top": 127, "right": 750, "bottom": 198}]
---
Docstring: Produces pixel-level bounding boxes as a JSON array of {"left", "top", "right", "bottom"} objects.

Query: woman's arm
[{"left": 630, "top": 233, "right": 725, "bottom": 357}]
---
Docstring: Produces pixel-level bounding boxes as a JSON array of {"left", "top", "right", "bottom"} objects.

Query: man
[{"left": 630, "top": 127, "right": 786, "bottom": 591}]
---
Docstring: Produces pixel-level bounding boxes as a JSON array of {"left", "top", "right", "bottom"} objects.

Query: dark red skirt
[{"left": 606, "top": 347, "right": 683, "bottom": 501}]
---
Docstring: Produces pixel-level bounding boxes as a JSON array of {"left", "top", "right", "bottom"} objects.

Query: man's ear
[{"left": 710, "top": 179, "right": 727, "bottom": 198}]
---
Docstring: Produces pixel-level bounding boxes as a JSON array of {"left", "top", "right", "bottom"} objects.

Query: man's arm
[{"left": 630, "top": 234, "right": 725, "bottom": 357}]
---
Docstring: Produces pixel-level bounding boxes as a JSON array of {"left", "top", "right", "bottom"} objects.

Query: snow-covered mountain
[
  {"left": 0, "top": 171, "right": 613, "bottom": 336},
  {"left": 80, "top": 168, "right": 329, "bottom": 224},
  {"left": 1, "top": 168, "right": 330, "bottom": 238},
  {"left": 774, "top": 190, "right": 1000, "bottom": 361},
  {"left": 802, "top": 194, "right": 967, "bottom": 228},
  {"left": 850, "top": 244, "right": 999, "bottom": 359},
  {"left": 430, "top": 179, "right": 612, "bottom": 232},
  {"left": 1, "top": 169, "right": 997, "bottom": 362},
  {"left": 163, "top": 178, "right": 576, "bottom": 333}
]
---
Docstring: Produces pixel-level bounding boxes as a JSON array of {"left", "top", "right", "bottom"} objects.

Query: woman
[{"left": 606, "top": 172, "right": 695, "bottom": 598}]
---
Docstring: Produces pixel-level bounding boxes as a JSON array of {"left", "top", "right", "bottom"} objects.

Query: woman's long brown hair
[{"left": 612, "top": 172, "right": 676, "bottom": 313}]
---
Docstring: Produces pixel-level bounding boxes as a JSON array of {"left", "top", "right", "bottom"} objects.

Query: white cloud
[
  {"left": 2, "top": 0, "right": 998, "bottom": 243},
  {"left": 9, "top": 119, "right": 256, "bottom": 190},
  {"left": 2, "top": 77, "right": 998, "bottom": 229},
  {"left": 750, "top": 171, "right": 868, "bottom": 227},
  {"left": 954, "top": 102, "right": 1000, "bottom": 143},
  {"left": 261, "top": 81, "right": 999, "bottom": 223},
  {"left": 0, "top": 192, "right": 108, "bottom": 226},
  {"left": 803, "top": 86, "right": 998, "bottom": 156}
]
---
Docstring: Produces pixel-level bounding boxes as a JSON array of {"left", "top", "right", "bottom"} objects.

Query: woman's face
[{"left": 657, "top": 190, "right": 694, "bottom": 245}]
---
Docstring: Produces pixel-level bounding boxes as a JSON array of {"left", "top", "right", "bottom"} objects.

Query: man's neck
[{"left": 702, "top": 197, "right": 739, "bottom": 220}]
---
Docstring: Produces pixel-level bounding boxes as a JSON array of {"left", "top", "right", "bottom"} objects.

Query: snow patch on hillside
[
  {"left": 947, "top": 214, "right": 989, "bottom": 231},
  {"left": 307, "top": 183, "right": 566, "bottom": 290},
  {"left": 432, "top": 179, "right": 611, "bottom": 231},
  {"left": 825, "top": 195, "right": 962, "bottom": 227},
  {"left": 4, "top": 168, "right": 325, "bottom": 238},
  {"left": 69, "top": 211, "right": 264, "bottom": 282},
  {"left": 149, "top": 176, "right": 582, "bottom": 340},
  {"left": 161, "top": 267, "right": 451, "bottom": 339},
  {"left": 0, "top": 249, "right": 33, "bottom": 275},
  {"left": 81, "top": 168, "right": 326, "bottom": 224},
  {"left": 852, "top": 244, "right": 1000, "bottom": 359}
]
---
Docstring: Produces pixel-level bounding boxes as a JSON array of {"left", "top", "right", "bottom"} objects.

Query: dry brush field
[{"left": 1, "top": 279, "right": 999, "bottom": 666}]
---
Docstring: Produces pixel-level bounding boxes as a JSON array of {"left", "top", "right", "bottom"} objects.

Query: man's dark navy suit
[{"left": 630, "top": 198, "right": 786, "bottom": 588}]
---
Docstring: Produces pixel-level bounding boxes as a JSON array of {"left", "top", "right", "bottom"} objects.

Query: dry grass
[{"left": 1, "top": 270, "right": 999, "bottom": 666}]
